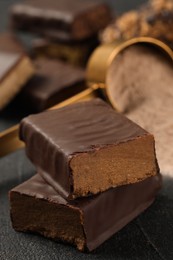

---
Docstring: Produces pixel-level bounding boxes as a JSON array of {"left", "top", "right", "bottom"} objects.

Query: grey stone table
[{"left": 1, "top": 1, "right": 173, "bottom": 260}]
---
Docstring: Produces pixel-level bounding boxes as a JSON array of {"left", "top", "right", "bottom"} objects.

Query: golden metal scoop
[{"left": 0, "top": 37, "right": 172, "bottom": 158}]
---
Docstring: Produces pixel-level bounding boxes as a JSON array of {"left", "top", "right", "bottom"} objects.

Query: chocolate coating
[
  {"left": 20, "top": 99, "right": 154, "bottom": 198},
  {"left": 20, "top": 98, "right": 148, "bottom": 158},
  {"left": 10, "top": 173, "right": 162, "bottom": 251},
  {"left": 17, "top": 58, "right": 86, "bottom": 112},
  {"left": 10, "top": 0, "right": 112, "bottom": 41}
]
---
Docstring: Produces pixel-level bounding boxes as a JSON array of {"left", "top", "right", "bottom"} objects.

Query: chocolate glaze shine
[
  {"left": 11, "top": 173, "right": 162, "bottom": 251},
  {"left": 20, "top": 99, "right": 148, "bottom": 155}
]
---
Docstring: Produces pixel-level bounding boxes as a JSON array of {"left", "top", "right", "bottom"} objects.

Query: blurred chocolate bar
[
  {"left": 0, "top": 32, "right": 25, "bottom": 53},
  {"left": 10, "top": 0, "right": 112, "bottom": 42},
  {"left": 0, "top": 51, "right": 34, "bottom": 110},
  {"left": 101, "top": 0, "right": 173, "bottom": 49},
  {"left": 32, "top": 37, "right": 98, "bottom": 67},
  {"left": 17, "top": 58, "right": 86, "bottom": 112},
  {"left": 10, "top": 0, "right": 112, "bottom": 66}
]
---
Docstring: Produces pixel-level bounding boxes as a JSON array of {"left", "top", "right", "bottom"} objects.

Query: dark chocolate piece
[
  {"left": 10, "top": 0, "right": 112, "bottom": 41},
  {"left": 32, "top": 37, "right": 98, "bottom": 67},
  {"left": 17, "top": 58, "right": 86, "bottom": 112},
  {"left": 20, "top": 99, "right": 159, "bottom": 199},
  {"left": 9, "top": 173, "right": 162, "bottom": 252},
  {"left": 101, "top": 0, "right": 173, "bottom": 49},
  {"left": 0, "top": 51, "right": 34, "bottom": 110},
  {"left": 0, "top": 32, "right": 25, "bottom": 53}
]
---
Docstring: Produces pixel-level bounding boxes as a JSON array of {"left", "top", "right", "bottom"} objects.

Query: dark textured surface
[{"left": 2, "top": 1, "right": 173, "bottom": 260}]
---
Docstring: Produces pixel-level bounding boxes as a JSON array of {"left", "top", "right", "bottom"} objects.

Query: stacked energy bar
[{"left": 9, "top": 99, "right": 161, "bottom": 251}]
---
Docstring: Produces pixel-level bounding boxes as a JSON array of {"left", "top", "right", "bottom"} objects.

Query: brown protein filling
[
  {"left": 70, "top": 134, "right": 157, "bottom": 198},
  {"left": 10, "top": 192, "right": 86, "bottom": 251}
]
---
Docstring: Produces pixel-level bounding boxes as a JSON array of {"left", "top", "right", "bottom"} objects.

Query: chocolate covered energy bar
[
  {"left": 10, "top": 0, "right": 112, "bottom": 41},
  {"left": 9, "top": 173, "right": 162, "bottom": 252},
  {"left": 20, "top": 99, "right": 159, "bottom": 199},
  {"left": 17, "top": 57, "right": 86, "bottom": 112},
  {"left": 0, "top": 51, "right": 34, "bottom": 110}
]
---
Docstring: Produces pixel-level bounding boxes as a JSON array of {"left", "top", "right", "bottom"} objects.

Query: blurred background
[
  {"left": 0, "top": 0, "right": 147, "bottom": 32},
  {"left": 0, "top": 0, "right": 147, "bottom": 131}
]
